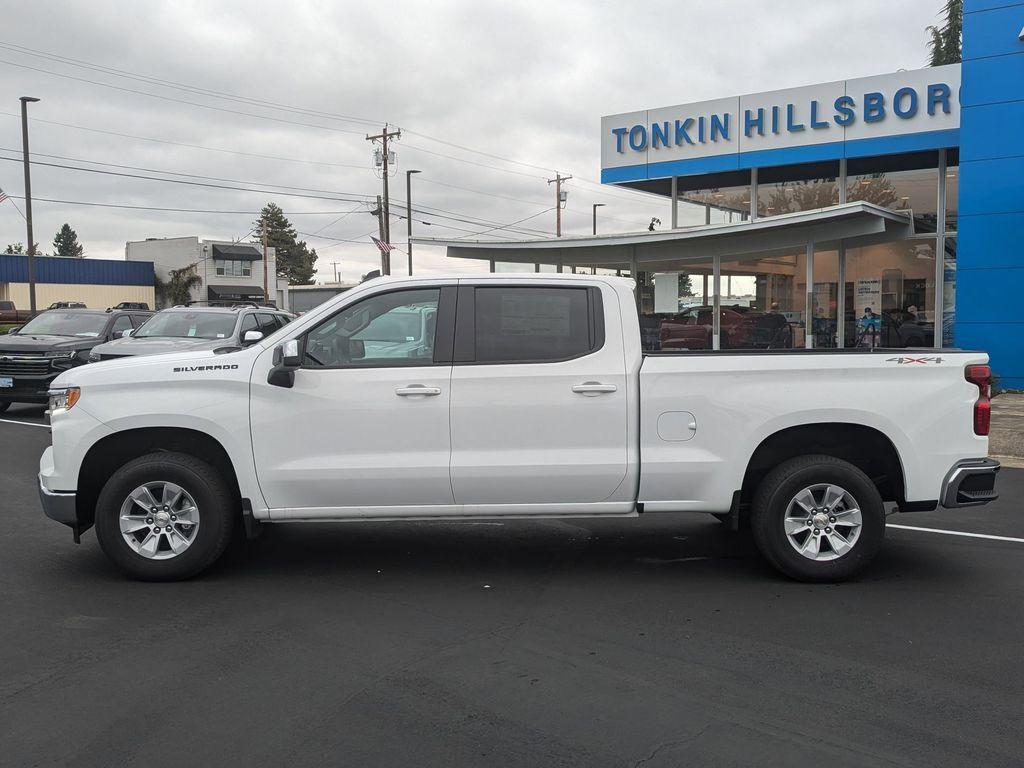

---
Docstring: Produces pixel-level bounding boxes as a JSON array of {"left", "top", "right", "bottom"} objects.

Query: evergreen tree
[
  {"left": 4, "top": 242, "right": 39, "bottom": 254},
  {"left": 52, "top": 223, "right": 84, "bottom": 258},
  {"left": 253, "top": 202, "right": 318, "bottom": 285},
  {"left": 927, "top": 0, "right": 962, "bottom": 66}
]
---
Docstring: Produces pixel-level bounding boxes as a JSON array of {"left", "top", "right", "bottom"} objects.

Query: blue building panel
[
  {"left": 963, "top": 2, "right": 1024, "bottom": 61},
  {"left": 959, "top": 51, "right": 1024, "bottom": 106},
  {"left": 956, "top": 212, "right": 1024, "bottom": 269},
  {"left": 0, "top": 255, "right": 154, "bottom": 286},
  {"left": 957, "top": 0, "right": 1024, "bottom": 387}
]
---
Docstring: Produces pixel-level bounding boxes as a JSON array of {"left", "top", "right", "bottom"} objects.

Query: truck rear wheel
[
  {"left": 94, "top": 452, "right": 234, "bottom": 581},
  {"left": 751, "top": 454, "right": 884, "bottom": 582},
  {"left": 0, "top": 402, "right": 9, "bottom": 413}
]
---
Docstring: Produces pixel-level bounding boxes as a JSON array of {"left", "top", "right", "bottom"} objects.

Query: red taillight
[{"left": 966, "top": 365, "right": 992, "bottom": 436}]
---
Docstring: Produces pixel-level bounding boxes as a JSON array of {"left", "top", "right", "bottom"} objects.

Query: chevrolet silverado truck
[{"left": 38, "top": 274, "right": 999, "bottom": 582}]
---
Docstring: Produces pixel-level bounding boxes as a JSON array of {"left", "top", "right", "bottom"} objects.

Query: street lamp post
[
  {"left": 406, "top": 169, "right": 421, "bottom": 276},
  {"left": 20, "top": 96, "right": 40, "bottom": 313},
  {"left": 592, "top": 203, "right": 605, "bottom": 235}
]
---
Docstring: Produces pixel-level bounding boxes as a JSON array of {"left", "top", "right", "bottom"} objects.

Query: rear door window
[{"left": 469, "top": 287, "right": 597, "bottom": 363}]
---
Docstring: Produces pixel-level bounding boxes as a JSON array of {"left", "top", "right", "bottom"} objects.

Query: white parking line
[
  {"left": 887, "top": 524, "right": 1024, "bottom": 544},
  {"left": 0, "top": 418, "right": 49, "bottom": 429}
]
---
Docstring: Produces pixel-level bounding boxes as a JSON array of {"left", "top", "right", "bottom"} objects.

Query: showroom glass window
[
  {"left": 847, "top": 151, "right": 940, "bottom": 233},
  {"left": 756, "top": 161, "right": 840, "bottom": 218},
  {"left": 718, "top": 253, "right": 802, "bottom": 350},
  {"left": 844, "top": 239, "right": 936, "bottom": 348},
  {"left": 635, "top": 257, "right": 715, "bottom": 352},
  {"left": 677, "top": 170, "right": 752, "bottom": 226}
]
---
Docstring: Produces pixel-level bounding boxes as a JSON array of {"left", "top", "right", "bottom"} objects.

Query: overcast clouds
[{"left": 0, "top": 0, "right": 943, "bottom": 282}]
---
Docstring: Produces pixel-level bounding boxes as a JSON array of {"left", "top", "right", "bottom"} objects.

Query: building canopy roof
[
  {"left": 413, "top": 202, "right": 914, "bottom": 271},
  {"left": 211, "top": 243, "right": 262, "bottom": 261}
]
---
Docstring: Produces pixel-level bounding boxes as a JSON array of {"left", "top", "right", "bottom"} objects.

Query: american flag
[
  {"left": 0, "top": 188, "right": 8, "bottom": 204},
  {"left": 370, "top": 236, "right": 394, "bottom": 255}
]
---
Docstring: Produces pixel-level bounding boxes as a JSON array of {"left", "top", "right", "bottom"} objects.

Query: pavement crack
[{"left": 632, "top": 723, "right": 713, "bottom": 768}]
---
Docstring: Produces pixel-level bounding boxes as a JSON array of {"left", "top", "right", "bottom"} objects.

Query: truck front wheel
[
  {"left": 94, "top": 452, "right": 235, "bottom": 581},
  {"left": 751, "top": 455, "right": 885, "bottom": 582}
]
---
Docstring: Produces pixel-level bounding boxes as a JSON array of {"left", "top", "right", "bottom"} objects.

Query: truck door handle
[
  {"left": 572, "top": 382, "right": 618, "bottom": 395},
  {"left": 395, "top": 385, "right": 442, "bottom": 397}
]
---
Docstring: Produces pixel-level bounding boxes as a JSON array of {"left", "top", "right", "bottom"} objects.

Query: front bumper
[
  {"left": 38, "top": 475, "right": 77, "bottom": 526},
  {"left": 0, "top": 371, "right": 58, "bottom": 404},
  {"left": 940, "top": 458, "right": 1000, "bottom": 509}
]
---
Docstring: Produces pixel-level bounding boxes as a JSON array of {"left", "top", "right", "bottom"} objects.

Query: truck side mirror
[
  {"left": 121, "top": 328, "right": 134, "bottom": 338},
  {"left": 268, "top": 338, "right": 301, "bottom": 388},
  {"left": 242, "top": 330, "right": 263, "bottom": 346},
  {"left": 349, "top": 339, "right": 365, "bottom": 359}
]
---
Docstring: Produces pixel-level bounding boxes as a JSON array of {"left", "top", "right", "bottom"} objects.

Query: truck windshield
[
  {"left": 17, "top": 312, "right": 108, "bottom": 337},
  {"left": 134, "top": 312, "right": 237, "bottom": 340}
]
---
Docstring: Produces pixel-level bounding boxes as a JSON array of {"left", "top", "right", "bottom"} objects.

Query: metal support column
[
  {"left": 935, "top": 149, "right": 947, "bottom": 349},
  {"left": 837, "top": 246, "right": 846, "bottom": 348},
  {"left": 712, "top": 255, "right": 722, "bottom": 350},
  {"left": 670, "top": 176, "right": 678, "bottom": 229},
  {"left": 805, "top": 241, "right": 815, "bottom": 349},
  {"left": 631, "top": 247, "right": 639, "bottom": 311},
  {"left": 489, "top": 259, "right": 495, "bottom": 273},
  {"left": 750, "top": 167, "right": 758, "bottom": 222}
]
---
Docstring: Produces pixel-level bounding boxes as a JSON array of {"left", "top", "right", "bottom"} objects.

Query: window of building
[
  {"left": 718, "top": 253, "right": 801, "bottom": 350},
  {"left": 676, "top": 170, "right": 752, "bottom": 225},
  {"left": 473, "top": 287, "right": 594, "bottom": 362},
  {"left": 847, "top": 151, "right": 940, "bottom": 233},
  {"left": 214, "top": 259, "right": 252, "bottom": 277},
  {"left": 945, "top": 160, "right": 959, "bottom": 233},
  {"left": 756, "top": 161, "right": 840, "bottom": 218},
  {"left": 844, "top": 239, "right": 936, "bottom": 348},
  {"left": 304, "top": 288, "right": 440, "bottom": 368},
  {"left": 943, "top": 237, "right": 956, "bottom": 347},
  {"left": 637, "top": 257, "right": 715, "bottom": 352}
]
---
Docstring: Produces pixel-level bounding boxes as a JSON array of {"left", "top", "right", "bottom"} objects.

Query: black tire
[
  {"left": 751, "top": 454, "right": 885, "bottom": 582},
  {"left": 94, "top": 452, "right": 235, "bottom": 581},
  {"left": 0, "top": 402, "right": 9, "bottom": 414}
]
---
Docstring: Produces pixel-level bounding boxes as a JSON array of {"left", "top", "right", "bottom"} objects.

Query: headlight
[
  {"left": 87, "top": 351, "right": 100, "bottom": 363},
  {"left": 48, "top": 387, "right": 81, "bottom": 412}
]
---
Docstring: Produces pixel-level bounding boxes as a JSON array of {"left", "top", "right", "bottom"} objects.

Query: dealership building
[{"left": 421, "top": 0, "right": 1024, "bottom": 389}]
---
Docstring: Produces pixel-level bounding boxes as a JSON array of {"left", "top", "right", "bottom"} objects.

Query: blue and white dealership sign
[{"left": 601, "top": 65, "right": 960, "bottom": 182}]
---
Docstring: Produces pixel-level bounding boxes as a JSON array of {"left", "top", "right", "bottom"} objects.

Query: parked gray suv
[{"left": 88, "top": 305, "right": 293, "bottom": 362}]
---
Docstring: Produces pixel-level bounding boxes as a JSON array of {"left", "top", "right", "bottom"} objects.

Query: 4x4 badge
[{"left": 886, "top": 356, "right": 943, "bottom": 364}]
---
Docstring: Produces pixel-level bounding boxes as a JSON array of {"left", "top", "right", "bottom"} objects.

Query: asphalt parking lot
[{"left": 2, "top": 402, "right": 1023, "bottom": 767}]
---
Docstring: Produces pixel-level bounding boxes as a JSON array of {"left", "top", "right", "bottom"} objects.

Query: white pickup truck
[{"left": 38, "top": 274, "right": 1000, "bottom": 582}]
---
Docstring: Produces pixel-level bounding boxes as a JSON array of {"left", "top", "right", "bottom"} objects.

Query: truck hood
[
  {"left": 54, "top": 344, "right": 261, "bottom": 388},
  {"left": 90, "top": 336, "right": 240, "bottom": 357},
  {"left": 0, "top": 334, "right": 100, "bottom": 355}
]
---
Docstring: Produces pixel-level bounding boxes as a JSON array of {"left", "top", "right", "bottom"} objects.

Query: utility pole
[
  {"left": 592, "top": 203, "right": 605, "bottom": 235},
  {"left": 406, "top": 169, "right": 421, "bottom": 276},
  {"left": 366, "top": 124, "right": 401, "bottom": 249},
  {"left": 330, "top": 262, "right": 341, "bottom": 283},
  {"left": 261, "top": 217, "right": 269, "bottom": 303},
  {"left": 20, "top": 96, "right": 40, "bottom": 313},
  {"left": 373, "top": 194, "right": 389, "bottom": 275},
  {"left": 547, "top": 173, "right": 572, "bottom": 237}
]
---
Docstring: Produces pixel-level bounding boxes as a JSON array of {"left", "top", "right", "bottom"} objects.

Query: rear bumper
[{"left": 940, "top": 458, "right": 1000, "bottom": 509}]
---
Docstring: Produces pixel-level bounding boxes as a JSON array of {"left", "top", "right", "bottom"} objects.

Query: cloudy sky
[{"left": 0, "top": 0, "right": 944, "bottom": 282}]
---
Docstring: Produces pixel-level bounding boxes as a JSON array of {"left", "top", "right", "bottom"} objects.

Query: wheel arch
[
  {"left": 740, "top": 423, "right": 907, "bottom": 513},
  {"left": 76, "top": 427, "right": 242, "bottom": 532}
]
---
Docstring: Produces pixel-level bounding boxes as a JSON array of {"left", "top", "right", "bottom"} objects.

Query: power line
[
  {"left": 0, "top": 112, "right": 370, "bottom": 170},
  {"left": 0, "top": 40, "right": 661, "bottom": 202},
  {"left": 0, "top": 195, "right": 368, "bottom": 215},
  {"left": 0, "top": 41, "right": 382, "bottom": 129},
  {"left": 0, "top": 57, "right": 369, "bottom": 136}
]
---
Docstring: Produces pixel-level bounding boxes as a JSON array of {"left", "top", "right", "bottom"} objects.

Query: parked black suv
[{"left": 0, "top": 308, "right": 153, "bottom": 411}]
